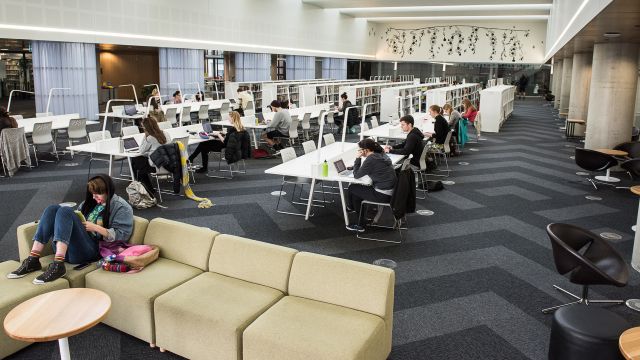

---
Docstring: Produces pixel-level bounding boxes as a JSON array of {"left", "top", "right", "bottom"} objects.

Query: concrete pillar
[
  {"left": 585, "top": 43, "right": 640, "bottom": 149},
  {"left": 568, "top": 52, "right": 592, "bottom": 136},
  {"left": 553, "top": 59, "right": 563, "bottom": 109},
  {"left": 559, "top": 57, "right": 573, "bottom": 113}
]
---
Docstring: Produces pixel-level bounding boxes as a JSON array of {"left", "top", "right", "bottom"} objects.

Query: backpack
[
  {"left": 126, "top": 180, "right": 157, "bottom": 209},
  {"left": 252, "top": 147, "right": 272, "bottom": 159},
  {"left": 427, "top": 180, "right": 445, "bottom": 192}
]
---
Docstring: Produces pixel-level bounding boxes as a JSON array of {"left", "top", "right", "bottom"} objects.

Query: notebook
[{"left": 333, "top": 159, "right": 353, "bottom": 176}]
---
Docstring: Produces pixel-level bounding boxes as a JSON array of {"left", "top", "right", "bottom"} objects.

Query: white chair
[
  {"left": 121, "top": 126, "right": 140, "bottom": 136},
  {"left": 323, "top": 133, "right": 335, "bottom": 145},
  {"left": 428, "top": 131, "right": 453, "bottom": 177},
  {"left": 361, "top": 123, "right": 370, "bottom": 133},
  {"left": 414, "top": 143, "right": 431, "bottom": 200},
  {"left": 87, "top": 131, "right": 126, "bottom": 179},
  {"left": 287, "top": 115, "right": 300, "bottom": 147},
  {"left": 67, "top": 118, "right": 88, "bottom": 159},
  {"left": 112, "top": 106, "right": 125, "bottom": 116},
  {"left": 31, "top": 121, "right": 58, "bottom": 166},
  {"left": 300, "top": 112, "right": 312, "bottom": 141},
  {"left": 180, "top": 106, "right": 191, "bottom": 126},
  {"left": 12, "top": 115, "right": 23, "bottom": 121},
  {"left": 275, "top": 147, "right": 327, "bottom": 217},
  {"left": 165, "top": 107, "right": 178, "bottom": 127},
  {"left": 370, "top": 116, "right": 379, "bottom": 128},
  {"left": 197, "top": 104, "right": 210, "bottom": 123},
  {"left": 35, "top": 112, "right": 53, "bottom": 118},
  {"left": 326, "top": 112, "right": 336, "bottom": 133},
  {"left": 302, "top": 140, "right": 316, "bottom": 155},
  {"left": 158, "top": 121, "right": 173, "bottom": 130},
  {"left": 218, "top": 102, "right": 230, "bottom": 120}
]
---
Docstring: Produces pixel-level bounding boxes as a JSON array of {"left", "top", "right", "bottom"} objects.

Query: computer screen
[
  {"left": 123, "top": 137, "right": 139, "bottom": 150},
  {"left": 124, "top": 104, "right": 137, "bottom": 116},
  {"left": 333, "top": 159, "right": 346, "bottom": 173}
]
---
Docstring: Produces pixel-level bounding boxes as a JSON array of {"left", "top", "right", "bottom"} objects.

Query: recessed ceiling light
[
  {"left": 0, "top": 48, "right": 8, "bottom": 50},
  {"left": 603, "top": 32, "right": 621, "bottom": 38}
]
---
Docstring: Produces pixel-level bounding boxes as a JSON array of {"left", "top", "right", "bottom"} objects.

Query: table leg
[
  {"left": 633, "top": 200, "right": 640, "bottom": 272},
  {"left": 338, "top": 181, "right": 349, "bottom": 226},
  {"left": 305, "top": 179, "right": 316, "bottom": 220},
  {"left": 252, "top": 129, "right": 258, "bottom": 149},
  {"left": 58, "top": 337, "right": 71, "bottom": 360},
  {"left": 108, "top": 155, "right": 113, "bottom": 176},
  {"left": 127, "top": 157, "right": 135, "bottom": 181}
]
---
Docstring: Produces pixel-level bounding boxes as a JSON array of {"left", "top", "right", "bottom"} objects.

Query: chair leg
[{"left": 541, "top": 284, "right": 626, "bottom": 314}]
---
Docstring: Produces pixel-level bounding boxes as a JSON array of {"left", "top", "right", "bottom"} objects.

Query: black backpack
[{"left": 427, "top": 181, "right": 445, "bottom": 192}]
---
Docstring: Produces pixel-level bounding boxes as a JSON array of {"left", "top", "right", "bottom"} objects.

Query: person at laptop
[
  {"left": 187, "top": 111, "right": 247, "bottom": 173},
  {"left": 261, "top": 100, "right": 291, "bottom": 151},
  {"left": 423, "top": 104, "right": 450, "bottom": 149},
  {"left": 7, "top": 174, "right": 133, "bottom": 283},
  {"left": 172, "top": 91, "right": 182, "bottom": 104},
  {"left": 346, "top": 138, "right": 397, "bottom": 233},
  {"left": 383, "top": 115, "right": 424, "bottom": 169},
  {"left": 131, "top": 117, "right": 168, "bottom": 195}
]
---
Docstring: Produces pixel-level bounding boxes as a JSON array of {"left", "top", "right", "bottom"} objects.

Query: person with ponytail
[
  {"left": 424, "top": 104, "right": 450, "bottom": 148},
  {"left": 345, "top": 138, "right": 397, "bottom": 233},
  {"left": 131, "top": 116, "right": 167, "bottom": 195},
  {"left": 7, "top": 174, "right": 133, "bottom": 284},
  {"left": 0, "top": 106, "right": 18, "bottom": 133}
]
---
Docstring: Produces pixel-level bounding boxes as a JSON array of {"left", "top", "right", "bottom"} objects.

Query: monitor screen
[
  {"left": 123, "top": 137, "right": 139, "bottom": 150},
  {"left": 256, "top": 113, "right": 265, "bottom": 123}
]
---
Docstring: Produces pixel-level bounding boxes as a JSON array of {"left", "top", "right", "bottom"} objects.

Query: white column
[
  {"left": 568, "top": 52, "right": 592, "bottom": 136},
  {"left": 553, "top": 59, "right": 563, "bottom": 109},
  {"left": 585, "top": 43, "right": 640, "bottom": 149},
  {"left": 559, "top": 57, "right": 573, "bottom": 113}
]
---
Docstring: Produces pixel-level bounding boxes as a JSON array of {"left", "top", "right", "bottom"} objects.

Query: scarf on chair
[
  {"left": 457, "top": 119, "right": 468, "bottom": 148},
  {"left": 176, "top": 141, "right": 213, "bottom": 208}
]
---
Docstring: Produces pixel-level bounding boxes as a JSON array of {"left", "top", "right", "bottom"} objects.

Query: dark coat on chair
[
  {"left": 224, "top": 129, "right": 251, "bottom": 164},
  {"left": 150, "top": 143, "right": 182, "bottom": 193},
  {"left": 390, "top": 167, "right": 416, "bottom": 219}
]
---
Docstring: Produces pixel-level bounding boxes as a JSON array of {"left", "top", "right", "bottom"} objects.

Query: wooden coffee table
[
  {"left": 594, "top": 148, "right": 629, "bottom": 183},
  {"left": 620, "top": 327, "right": 640, "bottom": 359},
  {"left": 3, "top": 288, "right": 111, "bottom": 360}
]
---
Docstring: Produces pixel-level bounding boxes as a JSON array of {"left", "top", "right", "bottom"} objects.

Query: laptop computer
[
  {"left": 202, "top": 122, "right": 213, "bottom": 133},
  {"left": 124, "top": 104, "right": 137, "bottom": 116},
  {"left": 122, "top": 137, "right": 139, "bottom": 152},
  {"left": 333, "top": 159, "right": 353, "bottom": 176},
  {"left": 256, "top": 113, "right": 266, "bottom": 125},
  {"left": 229, "top": 99, "right": 236, "bottom": 104}
]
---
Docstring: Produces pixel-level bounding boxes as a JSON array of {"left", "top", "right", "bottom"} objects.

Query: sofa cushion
[
  {"left": 288, "top": 252, "right": 394, "bottom": 319},
  {"left": 143, "top": 218, "right": 217, "bottom": 271},
  {"left": 85, "top": 257, "right": 201, "bottom": 344},
  {"left": 243, "top": 296, "right": 387, "bottom": 360},
  {"left": 155, "top": 272, "right": 284, "bottom": 360},
  {"left": 0, "top": 260, "right": 69, "bottom": 359},
  {"left": 208, "top": 234, "right": 297, "bottom": 292}
]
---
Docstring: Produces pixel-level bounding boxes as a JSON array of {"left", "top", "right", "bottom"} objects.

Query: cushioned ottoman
[{"left": 0, "top": 260, "right": 69, "bottom": 358}]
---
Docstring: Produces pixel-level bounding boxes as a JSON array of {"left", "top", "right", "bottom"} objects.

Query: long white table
[
  {"left": 210, "top": 119, "right": 267, "bottom": 149},
  {"left": 67, "top": 124, "right": 208, "bottom": 181},
  {"left": 161, "top": 99, "right": 238, "bottom": 114},
  {"left": 361, "top": 112, "right": 445, "bottom": 140},
  {"left": 262, "top": 104, "right": 333, "bottom": 122},
  {"left": 17, "top": 114, "right": 99, "bottom": 134},
  {"left": 265, "top": 141, "right": 405, "bottom": 224}
]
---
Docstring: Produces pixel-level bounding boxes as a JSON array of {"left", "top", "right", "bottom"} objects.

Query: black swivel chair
[
  {"left": 574, "top": 148, "right": 617, "bottom": 189},
  {"left": 620, "top": 158, "right": 640, "bottom": 180},
  {"left": 542, "top": 223, "right": 629, "bottom": 314},
  {"left": 613, "top": 141, "right": 640, "bottom": 159}
]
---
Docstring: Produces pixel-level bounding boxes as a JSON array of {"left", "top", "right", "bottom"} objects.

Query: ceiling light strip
[
  {"left": 0, "top": 23, "right": 375, "bottom": 58},
  {"left": 338, "top": 4, "right": 553, "bottom": 13},
  {"left": 363, "top": 15, "right": 549, "bottom": 21},
  {"left": 544, "top": 0, "right": 590, "bottom": 60}
]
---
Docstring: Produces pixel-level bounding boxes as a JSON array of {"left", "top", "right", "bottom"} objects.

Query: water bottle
[{"left": 322, "top": 160, "right": 328, "bottom": 177}]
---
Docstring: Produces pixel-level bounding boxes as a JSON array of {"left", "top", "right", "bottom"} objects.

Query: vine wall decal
[{"left": 379, "top": 25, "right": 534, "bottom": 62}]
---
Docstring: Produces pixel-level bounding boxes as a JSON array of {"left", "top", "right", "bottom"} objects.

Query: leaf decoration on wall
[{"left": 381, "top": 25, "right": 531, "bottom": 62}]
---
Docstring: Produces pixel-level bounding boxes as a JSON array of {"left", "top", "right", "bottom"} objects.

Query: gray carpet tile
[{"left": 3, "top": 98, "right": 640, "bottom": 359}]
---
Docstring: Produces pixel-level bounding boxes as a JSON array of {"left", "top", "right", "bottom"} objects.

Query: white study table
[
  {"left": 67, "top": 124, "right": 208, "bottom": 181},
  {"left": 361, "top": 113, "right": 437, "bottom": 141},
  {"left": 262, "top": 104, "right": 334, "bottom": 122},
  {"left": 210, "top": 119, "right": 267, "bottom": 149},
  {"left": 17, "top": 114, "right": 99, "bottom": 134},
  {"left": 265, "top": 141, "right": 405, "bottom": 224}
]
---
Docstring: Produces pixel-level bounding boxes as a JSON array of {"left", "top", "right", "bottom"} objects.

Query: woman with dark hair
[
  {"left": 131, "top": 117, "right": 168, "bottom": 194},
  {"left": 6, "top": 174, "right": 133, "bottom": 283},
  {"left": 334, "top": 92, "right": 358, "bottom": 132},
  {"left": 0, "top": 106, "right": 18, "bottom": 132},
  {"left": 424, "top": 104, "right": 450, "bottom": 148},
  {"left": 345, "top": 138, "right": 397, "bottom": 232}
]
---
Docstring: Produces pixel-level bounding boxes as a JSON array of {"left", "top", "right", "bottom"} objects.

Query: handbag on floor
[{"left": 126, "top": 180, "right": 157, "bottom": 209}]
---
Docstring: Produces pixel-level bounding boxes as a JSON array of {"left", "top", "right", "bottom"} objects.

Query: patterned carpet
[{"left": 3, "top": 99, "right": 640, "bottom": 360}]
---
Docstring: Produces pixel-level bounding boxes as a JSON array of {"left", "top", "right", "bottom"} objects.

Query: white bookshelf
[
  {"left": 425, "top": 83, "right": 482, "bottom": 113},
  {"left": 479, "top": 85, "right": 516, "bottom": 133},
  {"left": 275, "top": 79, "right": 364, "bottom": 107},
  {"left": 299, "top": 80, "right": 389, "bottom": 107},
  {"left": 339, "top": 81, "right": 414, "bottom": 117},
  {"left": 380, "top": 82, "right": 448, "bottom": 121}
]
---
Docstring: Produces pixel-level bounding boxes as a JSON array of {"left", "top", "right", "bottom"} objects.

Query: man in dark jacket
[{"left": 384, "top": 115, "right": 425, "bottom": 168}]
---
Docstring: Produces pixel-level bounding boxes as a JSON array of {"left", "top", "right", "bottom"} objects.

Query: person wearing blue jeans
[{"left": 7, "top": 174, "right": 134, "bottom": 284}]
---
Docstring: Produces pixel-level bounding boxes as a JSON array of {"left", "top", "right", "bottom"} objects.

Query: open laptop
[
  {"left": 229, "top": 99, "right": 236, "bottom": 104},
  {"left": 124, "top": 104, "right": 138, "bottom": 116},
  {"left": 202, "top": 122, "right": 213, "bottom": 133},
  {"left": 256, "top": 112, "right": 266, "bottom": 125},
  {"left": 122, "top": 137, "right": 139, "bottom": 152},
  {"left": 333, "top": 159, "right": 353, "bottom": 177}
]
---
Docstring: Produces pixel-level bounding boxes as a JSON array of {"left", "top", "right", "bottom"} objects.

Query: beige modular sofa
[{"left": 5, "top": 216, "right": 395, "bottom": 360}]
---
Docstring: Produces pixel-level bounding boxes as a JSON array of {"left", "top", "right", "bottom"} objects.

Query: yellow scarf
[{"left": 176, "top": 141, "right": 213, "bottom": 208}]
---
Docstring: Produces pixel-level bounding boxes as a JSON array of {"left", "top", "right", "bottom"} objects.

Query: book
[{"left": 74, "top": 210, "right": 86, "bottom": 223}]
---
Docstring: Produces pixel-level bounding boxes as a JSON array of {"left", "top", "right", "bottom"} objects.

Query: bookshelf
[
  {"left": 272, "top": 79, "right": 363, "bottom": 107},
  {"left": 299, "top": 80, "right": 389, "bottom": 107},
  {"left": 204, "top": 79, "right": 225, "bottom": 99},
  {"left": 339, "top": 81, "right": 415, "bottom": 116},
  {"left": 1, "top": 54, "right": 33, "bottom": 94},
  {"left": 479, "top": 85, "right": 516, "bottom": 133},
  {"left": 226, "top": 79, "right": 329, "bottom": 111},
  {"left": 425, "top": 83, "right": 482, "bottom": 113},
  {"left": 380, "top": 82, "right": 448, "bottom": 121}
]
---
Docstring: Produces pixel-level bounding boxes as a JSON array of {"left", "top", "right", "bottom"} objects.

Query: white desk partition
[{"left": 17, "top": 114, "right": 98, "bottom": 134}]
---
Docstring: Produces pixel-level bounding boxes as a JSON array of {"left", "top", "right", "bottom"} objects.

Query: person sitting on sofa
[{"left": 6, "top": 174, "right": 133, "bottom": 284}]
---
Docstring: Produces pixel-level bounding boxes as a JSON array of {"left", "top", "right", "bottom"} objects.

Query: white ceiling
[{"left": 302, "top": 0, "right": 552, "bottom": 22}]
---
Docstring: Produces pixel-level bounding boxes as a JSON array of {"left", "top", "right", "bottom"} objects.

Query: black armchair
[
  {"left": 613, "top": 141, "right": 640, "bottom": 159},
  {"left": 620, "top": 158, "right": 640, "bottom": 181},
  {"left": 574, "top": 148, "right": 617, "bottom": 189},
  {"left": 542, "top": 223, "right": 629, "bottom": 314}
]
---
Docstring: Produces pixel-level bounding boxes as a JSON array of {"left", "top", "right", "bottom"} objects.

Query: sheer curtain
[
  {"left": 235, "top": 53, "right": 271, "bottom": 82},
  {"left": 286, "top": 56, "right": 315, "bottom": 80},
  {"left": 322, "top": 58, "right": 347, "bottom": 80},
  {"left": 159, "top": 48, "right": 204, "bottom": 102},
  {"left": 32, "top": 41, "right": 99, "bottom": 119}
]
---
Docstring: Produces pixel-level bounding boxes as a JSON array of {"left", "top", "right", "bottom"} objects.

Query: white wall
[
  {"left": 0, "top": 0, "right": 375, "bottom": 59},
  {"left": 545, "top": 0, "right": 612, "bottom": 61},
  {"left": 373, "top": 21, "right": 546, "bottom": 64}
]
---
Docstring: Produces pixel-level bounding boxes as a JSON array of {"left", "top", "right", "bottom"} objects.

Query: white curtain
[
  {"left": 322, "top": 58, "right": 347, "bottom": 80},
  {"left": 286, "top": 55, "right": 315, "bottom": 80},
  {"left": 32, "top": 41, "right": 99, "bottom": 119},
  {"left": 235, "top": 53, "right": 271, "bottom": 82},
  {"left": 159, "top": 48, "right": 204, "bottom": 102}
]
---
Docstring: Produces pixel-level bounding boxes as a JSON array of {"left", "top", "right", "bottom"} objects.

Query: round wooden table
[
  {"left": 594, "top": 148, "right": 629, "bottom": 183},
  {"left": 3, "top": 288, "right": 111, "bottom": 360},
  {"left": 620, "top": 327, "right": 640, "bottom": 359}
]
